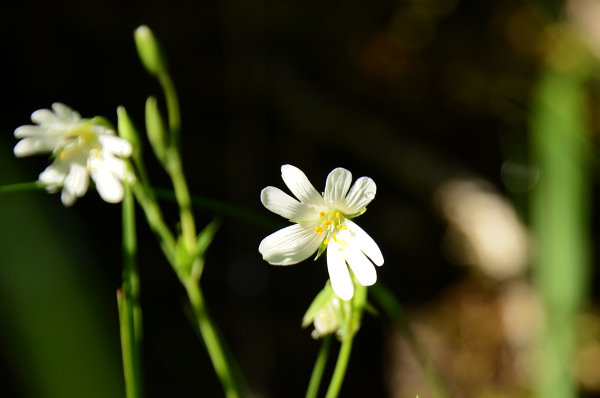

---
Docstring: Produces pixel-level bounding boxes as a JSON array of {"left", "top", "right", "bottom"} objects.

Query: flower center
[{"left": 314, "top": 210, "right": 348, "bottom": 245}]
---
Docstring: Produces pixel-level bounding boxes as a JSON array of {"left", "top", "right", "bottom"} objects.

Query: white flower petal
[
  {"left": 100, "top": 155, "right": 127, "bottom": 180},
  {"left": 14, "top": 125, "right": 45, "bottom": 138},
  {"left": 61, "top": 188, "right": 77, "bottom": 206},
  {"left": 345, "top": 247, "right": 377, "bottom": 286},
  {"left": 261, "top": 186, "right": 317, "bottom": 221},
  {"left": 98, "top": 135, "right": 132, "bottom": 156},
  {"left": 64, "top": 162, "right": 89, "bottom": 197},
  {"left": 281, "top": 164, "right": 323, "bottom": 205},
  {"left": 259, "top": 223, "right": 323, "bottom": 265},
  {"left": 14, "top": 137, "right": 62, "bottom": 157},
  {"left": 342, "top": 176, "right": 377, "bottom": 214},
  {"left": 39, "top": 164, "right": 67, "bottom": 187},
  {"left": 324, "top": 167, "right": 352, "bottom": 206},
  {"left": 346, "top": 220, "right": 384, "bottom": 266},
  {"left": 92, "top": 168, "right": 124, "bottom": 203},
  {"left": 51, "top": 103, "right": 80, "bottom": 121},
  {"left": 327, "top": 243, "right": 354, "bottom": 300},
  {"left": 31, "top": 108, "right": 60, "bottom": 125}
]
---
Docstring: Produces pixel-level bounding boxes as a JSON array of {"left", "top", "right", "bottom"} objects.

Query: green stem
[
  {"left": 324, "top": 324, "right": 354, "bottom": 398},
  {"left": 0, "top": 181, "right": 46, "bottom": 194},
  {"left": 183, "top": 279, "right": 241, "bottom": 398},
  {"left": 154, "top": 187, "right": 284, "bottom": 230},
  {"left": 305, "top": 335, "right": 332, "bottom": 398},
  {"left": 119, "top": 184, "right": 144, "bottom": 398},
  {"left": 370, "top": 284, "right": 451, "bottom": 398},
  {"left": 166, "top": 151, "right": 196, "bottom": 253},
  {"left": 158, "top": 72, "right": 180, "bottom": 144},
  {"left": 129, "top": 181, "right": 176, "bottom": 263}
]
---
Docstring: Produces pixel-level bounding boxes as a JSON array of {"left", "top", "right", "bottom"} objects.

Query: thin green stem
[
  {"left": 0, "top": 181, "right": 45, "bottom": 194},
  {"left": 370, "top": 283, "right": 451, "bottom": 398},
  {"left": 158, "top": 72, "right": 180, "bottom": 145},
  {"left": 305, "top": 335, "right": 332, "bottom": 398},
  {"left": 166, "top": 151, "right": 196, "bottom": 253},
  {"left": 119, "top": 184, "right": 144, "bottom": 398},
  {"left": 154, "top": 187, "right": 284, "bottom": 230},
  {"left": 184, "top": 279, "right": 241, "bottom": 398},
  {"left": 129, "top": 181, "right": 176, "bottom": 263},
  {"left": 324, "top": 316, "right": 354, "bottom": 398}
]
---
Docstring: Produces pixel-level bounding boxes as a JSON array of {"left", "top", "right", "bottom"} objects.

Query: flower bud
[{"left": 134, "top": 25, "right": 168, "bottom": 75}]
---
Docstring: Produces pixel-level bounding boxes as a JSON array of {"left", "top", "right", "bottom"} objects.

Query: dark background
[{"left": 0, "top": 0, "right": 583, "bottom": 397}]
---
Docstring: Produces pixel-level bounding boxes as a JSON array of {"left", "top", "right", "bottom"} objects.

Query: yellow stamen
[
  {"left": 323, "top": 239, "right": 330, "bottom": 245},
  {"left": 324, "top": 220, "right": 333, "bottom": 226},
  {"left": 319, "top": 211, "right": 326, "bottom": 217},
  {"left": 315, "top": 227, "right": 324, "bottom": 233},
  {"left": 336, "top": 212, "right": 341, "bottom": 218},
  {"left": 336, "top": 225, "right": 347, "bottom": 230},
  {"left": 60, "top": 150, "right": 67, "bottom": 160}
]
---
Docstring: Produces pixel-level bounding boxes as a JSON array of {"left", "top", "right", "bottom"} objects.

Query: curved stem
[
  {"left": 184, "top": 280, "right": 241, "bottom": 398},
  {"left": 305, "top": 335, "right": 332, "bottom": 398},
  {"left": 158, "top": 72, "right": 180, "bottom": 145},
  {"left": 324, "top": 329, "right": 354, "bottom": 398},
  {"left": 370, "top": 284, "right": 451, "bottom": 398},
  {"left": 0, "top": 181, "right": 46, "bottom": 194}
]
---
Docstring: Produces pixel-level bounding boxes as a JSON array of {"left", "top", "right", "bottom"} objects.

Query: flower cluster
[
  {"left": 259, "top": 165, "right": 383, "bottom": 300},
  {"left": 14, "top": 103, "right": 132, "bottom": 206}
]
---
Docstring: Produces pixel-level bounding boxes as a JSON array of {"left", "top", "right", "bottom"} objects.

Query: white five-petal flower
[
  {"left": 259, "top": 165, "right": 384, "bottom": 300},
  {"left": 14, "top": 103, "right": 133, "bottom": 206}
]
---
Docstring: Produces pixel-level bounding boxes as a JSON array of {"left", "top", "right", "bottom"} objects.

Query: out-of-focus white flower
[
  {"left": 14, "top": 103, "right": 132, "bottom": 206},
  {"left": 259, "top": 165, "right": 383, "bottom": 300}
]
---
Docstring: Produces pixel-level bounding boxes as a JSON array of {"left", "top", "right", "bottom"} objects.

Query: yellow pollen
[
  {"left": 336, "top": 212, "right": 341, "bottom": 218},
  {"left": 336, "top": 225, "right": 347, "bottom": 230},
  {"left": 319, "top": 211, "right": 326, "bottom": 217},
  {"left": 315, "top": 227, "right": 324, "bottom": 233},
  {"left": 60, "top": 150, "right": 67, "bottom": 160},
  {"left": 324, "top": 220, "right": 333, "bottom": 226},
  {"left": 323, "top": 239, "right": 330, "bottom": 245}
]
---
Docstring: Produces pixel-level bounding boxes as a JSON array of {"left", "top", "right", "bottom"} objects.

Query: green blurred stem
[
  {"left": 530, "top": 64, "right": 591, "bottom": 398},
  {"left": 0, "top": 181, "right": 45, "bottom": 193},
  {"left": 118, "top": 184, "right": 144, "bottom": 398},
  {"left": 184, "top": 279, "right": 241, "bottom": 398},
  {"left": 165, "top": 150, "right": 196, "bottom": 253},
  {"left": 158, "top": 72, "right": 180, "bottom": 144},
  {"left": 129, "top": 181, "right": 176, "bottom": 263},
  {"left": 370, "top": 283, "right": 451, "bottom": 398},
  {"left": 305, "top": 335, "right": 332, "bottom": 398}
]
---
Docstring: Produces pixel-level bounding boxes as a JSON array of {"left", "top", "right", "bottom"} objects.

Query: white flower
[
  {"left": 14, "top": 103, "right": 133, "bottom": 206},
  {"left": 259, "top": 165, "right": 384, "bottom": 300}
]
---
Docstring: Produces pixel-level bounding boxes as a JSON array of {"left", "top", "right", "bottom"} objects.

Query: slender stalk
[
  {"left": 158, "top": 72, "right": 181, "bottom": 145},
  {"left": 154, "top": 187, "right": 284, "bottom": 230},
  {"left": 129, "top": 181, "right": 176, "bottom": 263},
  {"left": 324, "top": 320, "right": 354, "bottom": 398},
  {"left": 0, "top": 181, "right": 45, "bottom": 194},
  {"left": 119, "top": 184, "right": 144, "bottom": 398},
  {"left": 370, "top": 284, "right": 451, "bottom": 398},
  {"left": 166, "top": 152, "right": 196, "bottom": 253},
  {"left": 305, "top": 336, "right": 332, "bottom": 398},
  {"left": 184, "top": 279, "right": 241, "bottom": 398}
]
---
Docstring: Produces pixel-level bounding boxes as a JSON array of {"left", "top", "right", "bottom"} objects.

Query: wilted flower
[
  {"left": 259, "top": 165, "right": 383, "bottom": 300},
  {"left": 302, "top": 282, "right": 359, "bottom": 339},
  {"left": 14, "top": 103, "right": 132, "bottom": 206}
]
